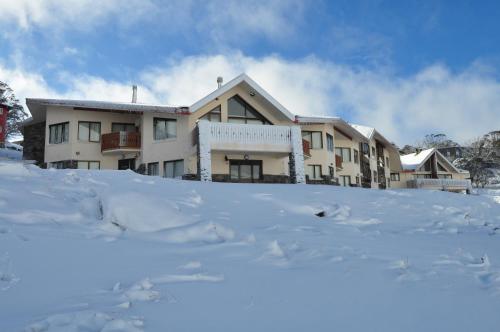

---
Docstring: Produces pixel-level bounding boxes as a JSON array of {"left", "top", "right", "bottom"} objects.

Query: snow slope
[{"left": 1, "top": 160, "right": 500, "bottom": 331}]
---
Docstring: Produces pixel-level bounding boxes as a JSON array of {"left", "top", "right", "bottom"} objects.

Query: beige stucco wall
[
  {"left": 45, "top": 107, "right": 140, "bottom": 169},
  {"left": 300, "top": 123, "right": 336, "bottom": 179},
  {"left": 140, "top": 112, "right": 197, "bottom": 176},
  {"left": 334, "top": 128, "right": 362, "bottom": 185}
]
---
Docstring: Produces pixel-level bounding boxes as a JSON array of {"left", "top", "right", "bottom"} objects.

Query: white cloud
[{"left": 1, "top": 54, "right": 499, "bottom": 145}]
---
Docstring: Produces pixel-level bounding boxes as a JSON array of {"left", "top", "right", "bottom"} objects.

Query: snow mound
[{"left": 103, "top": 192, "right": 196, "bottom": 232}]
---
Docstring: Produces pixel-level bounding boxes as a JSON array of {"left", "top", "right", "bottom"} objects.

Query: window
[
  {"left": 78, "top": 121, "right": 101, "bottom": 142},
  {"left": 229, "top": 160, "right": 262, "bottom": 181},
  {"left": 77, "top": 161, "right": 100, "bottom": 169},
  {"left": 371, "top": 146, "right": 376, "bottom": 157},
  {"left": 228, "top": 95, "right": 270, "bottom": 124},
  {"left": 112, "top": 123, "right": 136, "bottom": 133},
  {"left": 356, "top": 176, "right": 360, "bottom": 185},
  {"left": 438, "top": 174, "right": 453, "bottom": 179},
  {"left": 353, "top": 149, "right": 359, "bottom": 164},
  {"left": 373, "top": 170, "right": 377, "bottom": 181},
  {"left": 49, "top": 122, "right": 69, "bottom": 144},
  {"left": 49, "top": 161, "right": 65, "bottom": 169},
  {"left": 414, "top": 174, "right": 432, "bottom": 179},
  {"left": 386, "top": 157, "right": 390, "bottom": 168},
  {"left": 148, "top": 162, "right": 159, "bottom": 176},
  {"left": 306, "top": 165, "right": 322, "bottom": 180},
  {"left": 339, "top": 175, "right": 351, "bottom": 187},
  {"left": 390, "top": 173, "right": 400, "bottom": 181},
  {"left": 200, "top": 105, "right": 221, "bottom": 122},
  {"left": 326, "top": 134, "right": 334, "bottom": 152},
  {"left": 154, "top": 118, "right": 177, "bottom": 140},
  {"left": 302, "top": 131, "right": 323, "bottom": 149},
  {"left": 164, "top": 159, "right": 184, "bottom": 178},
  {"left": 387, "top": 179, "right": 391, "bottom": 188},
  {"left": 335, "top": 147, "right": 351, "bottom": 162},
  {"left": 360, "top": 142, "right": 370, "bottom": 156}
]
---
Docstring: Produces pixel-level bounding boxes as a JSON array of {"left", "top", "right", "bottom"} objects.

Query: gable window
[
  {"left": 164, "top": 159, "right": 184, "bottom": 178},
  {"left": 200, "top": 105, "right": 221, "bottom": 122},
  {"left": 353, "top": 149, "right": 359, "bottom": 164},
  {"left": 228, "top": 95, "right": 270, "bottom": 124},
  {"left": 306, "top": 165, "right": 322, "bottom": 180},
  {"left": 148, "top": 162, "right": 159, "bottom": 176},
  {"left": 154, "top": 118, "right": 176, "bottom": 140},
  {"left": 302, "top": 131, "right": 323, "bottom": 149},
  {"left": 77, "top": 161, "right": 100, "bottom": 170},
  {"left": 112, "top": 123, "right": 136, "bottom": 133},
  {"left": 78, "top": 121, "right": 101, "bottom": 142},
  {"left": 390, "top": 173, "right": 400, "bottom": 181},
  {"left": 326, "top": 133, "right": 334, "bottom": 152},
  {"left": 335, "top": 147, "right": 351, "bottom": 162},
  {"left": 49, "top": 122, "right": 69, "bottom": 144}
]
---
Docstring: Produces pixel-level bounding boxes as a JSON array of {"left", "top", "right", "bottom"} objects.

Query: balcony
[
  {"left": 203, "top": 121, "right": 296, "bottom": 154},
  {"left": 408, "top": 178, "right": 472, "bottom": 192},
  {"left": 101, "top": 131, "right": 141, "bottom": 154}
]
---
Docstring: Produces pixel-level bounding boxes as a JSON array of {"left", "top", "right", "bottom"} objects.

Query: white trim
[{"left": 189, "top": 73, "right": 295, "bottom": 121}]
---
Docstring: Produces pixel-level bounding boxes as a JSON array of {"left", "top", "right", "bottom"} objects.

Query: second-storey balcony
[
  {"left": 408, "top": 178, "right": 472, "bottom": 192},
  {"left": 101, "top": 131, "right": 141, "bottom": 154},
  {"left": 203, "top": 121, "right": 298, "bottom": 154}
]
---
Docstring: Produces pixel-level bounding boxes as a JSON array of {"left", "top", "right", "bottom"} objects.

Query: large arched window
[{"left": 227, "top": 95, "right": 271, "bottom": 125}]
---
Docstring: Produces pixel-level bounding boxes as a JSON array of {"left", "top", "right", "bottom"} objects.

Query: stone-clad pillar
[
  {"left": 197, "top": 120, "right": 212, "bottom": 182},
  {"left": 290, "top": 126, "right": 305, "bottom": 184}
]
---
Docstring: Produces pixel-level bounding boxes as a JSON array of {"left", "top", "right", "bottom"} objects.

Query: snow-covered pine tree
[{"left": 0, "top": 81, "right": 29, "bottom": 139}]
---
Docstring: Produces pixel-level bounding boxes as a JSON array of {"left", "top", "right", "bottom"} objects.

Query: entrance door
[
  {"left": 118, "top": 158, "right": 135, "bottom": 170},
  {"left": 229, "top": 160, "right": 262, "bottom": 182}
]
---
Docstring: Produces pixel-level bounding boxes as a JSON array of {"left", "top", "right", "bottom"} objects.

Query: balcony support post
[
  {"left": 197, "top": 120, "right": 212, "bottom": 182},
  {"left": 290, "top": 126, "right": 305, "bottom": 184}
]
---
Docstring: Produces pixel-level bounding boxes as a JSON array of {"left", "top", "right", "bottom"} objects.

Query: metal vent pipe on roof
[
  {"left": 132, "top": 85, "right": 138, "bottom": 103},
  {"left": 217, "top": 77, "right": 223, "bottom": 88}
]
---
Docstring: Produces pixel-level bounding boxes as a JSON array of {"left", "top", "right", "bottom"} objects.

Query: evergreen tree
[{"left": 0, "top": 81, "right": 29, "bottom": 139}]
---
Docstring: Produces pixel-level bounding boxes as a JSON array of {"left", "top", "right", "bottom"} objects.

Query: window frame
[
  {"left": 163, "top": 159, "right": 184, "bottom": 178},
  {"left": 335, "top": 147, "right": 351, "bottom": 162},
  {"left": 326, "top": 133, "right": 334, "bottom": 152},
  {"left": 306, "top": 164, "right": 322, "bottom": 180},
  {"left": 390, "top": 173, "right": 400, "bottom": 181},
  {"left": 147, "top": 162, "right": 160, "bottom": 176},
  {"left": 199, "top": 105, "right": 222, "bottom": 122},
  {"left": 353, "top": 149, "right": 359, "bottom": 164},
  {"left": 340, "top": 175, "right": 351, "bottom": 187},
  {"left": 77, "top": 161, "right": 101, "bottom": 170},
  {"left": 78, "top": 121, "right": 101, "bottom": 142},
  {"left": 153, "top": 118, "right": 177, "bottom": 141},
  {"left": 48, "top": 122, "right": 70, "bottom": 144},
  {"left": 302, "top": 131, "right": 323, "bottom": 150},
  {"left": 227, "top": 95, "right": 271, "bottom": 125}
]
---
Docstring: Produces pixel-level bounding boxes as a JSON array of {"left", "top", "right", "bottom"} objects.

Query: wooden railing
[
  {"left": 101, "top": 132, "right": 141, "bottom": 152},
  {"left": 335, "top": 155, "right": 343, "bottom": 168},
  {"left": 302, "top": 139, "right": 311, "bottom": 157}
]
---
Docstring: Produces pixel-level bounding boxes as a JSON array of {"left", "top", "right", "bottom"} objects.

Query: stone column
[
  {"left": 290, "top": 126, "right": 305, "bottom": 184},
  {"left": 197, "top": 120, "right": 212, "bottom": 182}
]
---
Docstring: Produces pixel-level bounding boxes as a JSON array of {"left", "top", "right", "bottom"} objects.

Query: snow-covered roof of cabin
[
  {"left": 26, "top": 98, "right": 186, "bottom": 113},
  {"left": 350, "top": 124, "right": 375, "bottom": 140},
  {"left": 400, "top": 148, "right": 435, "bottom": 170},
  {"left": 189, "top": 73, "right": 295, "bottom": 121}
]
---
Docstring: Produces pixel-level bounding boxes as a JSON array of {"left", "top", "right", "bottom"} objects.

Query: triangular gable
[
  {"left": 189, "top": 73, "right": 295, "bottom": 121},
  {"left": 403, "top": 148, "right": 460, "bottom": 173}
]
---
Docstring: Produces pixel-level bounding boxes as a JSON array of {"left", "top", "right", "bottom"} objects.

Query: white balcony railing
[
  {"left": 205, "top": 121, "right": 294, "bottom": 153},
  {"left": 410, "top": 178, "right": 472, "bottom": 191}
]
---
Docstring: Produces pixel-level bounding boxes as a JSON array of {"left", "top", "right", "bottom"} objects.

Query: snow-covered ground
[{"left": 1, "top": 160, "right": 500, "bottom": 331}]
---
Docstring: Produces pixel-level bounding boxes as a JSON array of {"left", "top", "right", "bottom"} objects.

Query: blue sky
[{"left": 0, "top": 0, "right": 499, "bottom": 145}]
